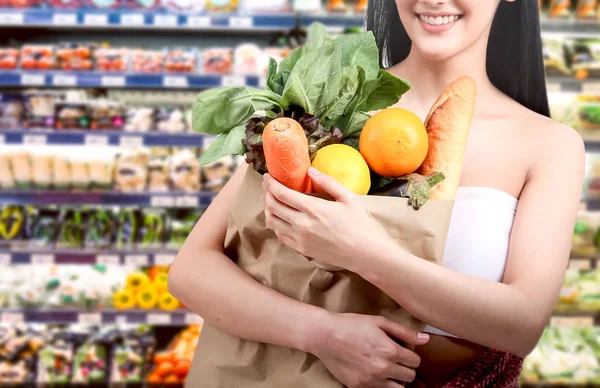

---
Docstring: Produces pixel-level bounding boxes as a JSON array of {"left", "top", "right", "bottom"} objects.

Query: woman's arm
[
  {"left": 263, "top": 124, "right": 585, "bottom": 358},
  {"left": 168, "top": 162, "right": 429, "bottom": 387}
]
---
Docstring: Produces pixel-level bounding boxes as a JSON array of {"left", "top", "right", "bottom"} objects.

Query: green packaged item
[
  {"left": 572, "top": 217, "right": 597, "bottom": 257},
  {"left": 109, "top": 326, "right": 155, "bottom": 385},
  {"left": 84, "top": 208, "right": 116, "bottom": 251},
  {"left": 0, "top": 205, "right": 31, "bottom": 250},
  {"left": 167, "top": 209, "right": 204, "bottom": 250},
  {"left": 115, "top": 208, "right": 140, "bottom": 251},
  {"left": 57, "top": 208, "right": 85, "bottom": 250},
  {"left": 136, "top": 209, "right": 165, "bottom": 250},
  {"left": 72, "top": 336, "right": 109, "bottom": 385},
  {"left": 28, "top": 207, "right": 60, "bottom": 250}
]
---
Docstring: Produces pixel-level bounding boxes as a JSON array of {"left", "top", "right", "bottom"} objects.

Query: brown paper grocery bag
[{"left": 187, "top": 168, "right": 454, "bottom": 388}]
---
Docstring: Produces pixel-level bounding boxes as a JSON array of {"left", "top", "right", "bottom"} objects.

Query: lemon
[{"left": 311, "top": 144, "right": 371, "bottom": 195}]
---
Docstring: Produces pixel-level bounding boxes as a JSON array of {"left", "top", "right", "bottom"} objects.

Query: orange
[{"left": 359, "top": 108, "right": 429, "bottom": 178}]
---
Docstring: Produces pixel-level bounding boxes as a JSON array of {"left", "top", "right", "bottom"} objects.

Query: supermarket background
[{"left": 3, "top": 0, "right": 600, "bottom": 386}]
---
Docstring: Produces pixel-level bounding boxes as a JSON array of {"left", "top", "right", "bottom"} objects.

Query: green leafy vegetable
[
  {"left": 199, "top": 124, "right": 246, "bottom": 164},
  {"left": 266, "top": 58, "right": 281, "bottom": 95},
  {"left": 335, "top": 31, "right": 380, "bottom": 80},
  {"left": 358, "top": 70, "right": 412, "bottom": 112},
  {"left": 306, "top": 22, "right": 329, "bottom": 49},
  {"left": 323, "top": 66, "right": 361, "bottom": 121}
]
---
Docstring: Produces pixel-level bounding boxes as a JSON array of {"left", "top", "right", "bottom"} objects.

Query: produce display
[
  {"left": 0, "top": 205, "right": 204, "bottom": 252},
  {"left": 0, "top": 324, "right": 199, "bottom": 386},
  {"left": 556, "top": 267, "right": 600, "bottom": 312},
  {"left": 0, "top": 145, "right": 235, "bottom": 193}
]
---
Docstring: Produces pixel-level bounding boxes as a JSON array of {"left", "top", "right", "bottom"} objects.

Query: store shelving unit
[
  {"left": 0, "top": 191, "right": 214, "bottom": 206},
  {"left": 0, "top": 250, "right": 177, "bottom": 266}
]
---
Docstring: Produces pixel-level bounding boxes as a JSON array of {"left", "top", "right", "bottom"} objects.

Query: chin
[{"left": 412, "top": 43, "right": 462, "bottom": 61}]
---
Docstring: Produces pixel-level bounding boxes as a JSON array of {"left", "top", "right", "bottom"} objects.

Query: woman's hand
[
  {"left": 262, "top": 168, "right": 389, "bottom": 272},
  {"left": 305, "top": 312, "right": 429, "bottom": 388}
]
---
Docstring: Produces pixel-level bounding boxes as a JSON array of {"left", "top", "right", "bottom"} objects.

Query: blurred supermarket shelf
[
  {"left": 0, "top": 191, "right": 215, "bottom": 207},
  {"left": 0, "top": 8, "right": 296, "bottom": 31},
  {"left": 0, "top": 129, "right": 206, "bottom": 147},
  {"left": 0, "top": 71, "right": 263, "bottom": 89},
  {"left": 0, "top": 250, "right": 177, "bottom": 266},
  {"left": 0, "top": 308, "right": 202, "bottom": 326},
  {"left": 550, "top": 312, "right": 598, "bottom": 327}
]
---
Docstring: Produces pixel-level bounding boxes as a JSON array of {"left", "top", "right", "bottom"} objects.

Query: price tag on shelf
[
  {"left": 119, "top": 136, "right": 143, "bottom": 147},
  {"left": 101, "top": 76, "right": 126, "bottom": 88},
  {"left": 52, "top": 74, "right": 77, "bottom": 87},
  {"left": 175, "top": 196, "right": 199, "bottom": 208},
  {"left": 52, "top": 13, "right": 78, "bottom": 26},
  {"left": 0, "top": 13, "right": 24, "bottom": 25},
  {"left": 187, "top": 16, "right": 211, "bottom": 28},
  {"left": 154, "top": 14, "right": 178, "bottom": 27},
  {"left": 0, "top": 135, "right": 5, "bottom": 145},
  {"left": 163, "top": 76, "right": 189, "bottom": 88},
  {"left": 151, "top": 196, "right": 175, "bottom": 208},
  {"left": 154, "top": 254, "right": 175, "bottom": 266},
  {"left": 546, "top": 83, "right": 561, "bottom": 93},
  {"left": 569, "top": 259, "right": 592, "bottom": 270},
  {"left": 84, "top": 13, "right": 109, "bottom": 26},
  {"left": 0, "top": 254, "right": 10, "bottom": 265},
  {"left": 85, "top": 135, "right": 109, "bottom": 146},
  {"left": 115, "top": 315, "right": 128, "bottom": 325},
  {"left": 184, "top": 313, "right": 203, "bottom": 325},
  {"left": 97, "top": 255, "right": 120, "bottom": 266},
  {"left": 550, "top": 316, "right": 594, "bottom": 327},
  {"left": 147, "top": 313, "right": 171, "bottom": 325},
  {"left": 221, "top": 75, "right": 246, "bottom": 87},
  {"left": 23, "top": 134, "right": 47, "bottom": 145},
  {"left": 125, "top": 255, "right": 149, "bottom": 266},
  {"left": 120, "top": 13, "right": 145, "bottom": 27},
  {"left": 1, "top": 313, "right": 24, "bottom": 324},
  {"left": 228, "top": 16, "right": 253, "bottom": 28},
  {"left": 31, "top": 254, "right": 55, "bottom": 265},
  {"left": 78, "top": 313, "right": 102, "bottom": 325},
  {"left": 326, "top": 26, "right": 345, "bottom": 34},
  {"left": 583, "top": 82, "right": 600, "bottom": 94},
  {"left": 20, "top": 74, "right": 45, "bottom": 86}
]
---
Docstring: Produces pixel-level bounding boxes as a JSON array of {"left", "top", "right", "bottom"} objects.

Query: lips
[{"left": 417, "top": 14, "right": 463, "bottom": 26}]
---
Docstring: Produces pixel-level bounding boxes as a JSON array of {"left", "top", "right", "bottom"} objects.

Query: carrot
[{"left": 263, "top": 118, "right": 313, "bottom": 193}]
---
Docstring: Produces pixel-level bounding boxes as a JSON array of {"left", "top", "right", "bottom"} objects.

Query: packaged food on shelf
[
  {"left": 354, "top": 0, "right": 367, "bottom": 12},
  {"left": 293, "top": 0, "right": 322, "bottom": 12},
  {"left": 543, "top": 36, "right": 571, "bottom": 77},
  {"left": 205, "top": 0, "right": 238, "bottom": 12},
  {"left": 239, "top": 0, "right": 289, "bottom": 13},
  {"left": 47, "top": 0, "right": 84, "bottom": 8},
  {"left": 84, "top": 208, "right": 116, "bottom": 251},
  {"left": 202, "top": 47, "right": 233, "bottom": 75},
  {"left": 234, "top": 44, "right": 262, "bottom": 75},
  {"left": 124, "top": 0, "right": 161, "bottom": 8},
  {"left": 137, "top": 209, "right": 166, "bottom": 250},
  {"left": 30, "top": 146, "right": 54, "bottom": 190},
  {"left": 571, "top": 213, "right": 598, "bottom": 256},
  {"left": 36, "top": 327, "right": 85, "bottom": 385},
  {"left": 156, "top": 107, "right": 187, "bottom": 133},
  {"left": 28, "top": 207, "right": 60, "bottom": 250},
  {"left": 161, "top": 0, "right": 205, "bottom": 12},
  {"left": 146, "top": 325, "right": 200, "bottom": 386},
  {"left": 86, "top": 0, "right": 121, "bottom": 7},
  {"left": 170, "top": 149, "right": 201, "bottom": 193},
  {"left": 0, "top": 0, "right": 42, "bottom": 7},
  {"left": 0, "top": 150, "right": 15, "bottom": 190},
  {"left": 88, "top": 148, "right": 117, "bottom": 191},
  {"left": 125, "top": 107, "right": 155, "bottom": 132},
  {"left": 569, "top": 39, "right": 600, "bottom": 80},
  {"left": 21, "top": 45, "right": 55, "bottom": 71},
  {"left": 201, "top": 156, "right": 234, "bottom": 192},
  {"left": 148, "top": 155, "right": 171, "bottom": 192},
  {"left": 0, "top": 206, "right": 32, "bottom": 250},
  {"left": 56, "top": 208, "right": 86, "bottom": 249},
  {"left": 90, "top": 100, "right": 126, "bottom": 130},
  {"left": 96, "top": 48, "right": 129, "bottom": 73},
  {"left": 576, "top": 95, "right": 600, "bottom": 136},
  {"left": 71, "top": 331, "right": 110, "bottom": 385},
  {"left": 68, "top": 151, "right": 91, "bottom": 190},
  {"left": 0, "top": 325, "right": 44, "bottom": 385},
  {"left": 0, "top": 48, "right": 20, "bottom": 71},
  {"left": 56, "top": 43, "right": 95, "bottom": 72},
  {"left": 52, "top": 150, "right": 71, "bottom": 191},
  {"left": 165, "top": 48, "right": 197, "bottom": 74},
  {"left": 115, "top": 208, "right": 140, "bottom": 250},
  {"left": 9, "top": 147, "right": 33, "bottom": 190},
  {"left": 0, "top": 93, "right": 25, "bottom": 130},
  {"left": 131, "top": 49, "right": 164, "bottom": 74},
  {"left": 23, "top": 91, "right": 61, "bottom": 131},
  {"left": 109, "top": 326, "right": 156, "bottom": 385},
  {"left": 576, "top": 0, "right": 598, "bottom": 18},
  {"left": 166, "top": 209, "right": 203, "bottom": 250},
  {"left": 327, "top": 0, "right": 349, "bottom": 12},
  {"left": 114, "top": 148, "right": 149, "bottom": 193},
  {"left": 549, "top": 0, "right": 572, "bottom": 18}
]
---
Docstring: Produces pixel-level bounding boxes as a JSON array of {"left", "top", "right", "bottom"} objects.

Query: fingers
[
  {"left": 263, "top": 174, "right": 313, "bottom": 211},
  {"left": 394, "top": 346, "right": 421, "bottom": 369},
  {"left": 308, "top": 167, "right": 355, "bottom": 203},
  {"left": 264, "top": 191, "right": 298, "bottom": 224},
  {"left": 377, "top": 317, "right": 430, "bottom": 346},
  {"left": 387, "top": 363, "right": 417, "bottom": 384},
  {"left": 382, "top": 381, "right": 404, "bottom": 388},
  {"left": 264, "top": 208, "right": 294, "bottom": 236}
]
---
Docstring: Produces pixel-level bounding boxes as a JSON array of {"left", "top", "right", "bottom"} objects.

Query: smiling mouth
[{"left": 416, "top": 14, "right": 464, "bottom": 26}]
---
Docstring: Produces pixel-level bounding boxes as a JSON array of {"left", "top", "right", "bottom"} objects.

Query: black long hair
[{"left": 366, "top": 0, "right": 551, "bottom": 118}]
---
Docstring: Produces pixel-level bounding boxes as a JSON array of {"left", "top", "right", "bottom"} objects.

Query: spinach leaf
[
  {"left": 199, "top": 124, "right": 246, "bottom": 164},
  {"left": 306, "top": 22, "right": 328, "bottom": 49},
  {"left": 193, "top": 86, "right": 282, "bottom": 135},
  {"left": 335, "top": 31, "right": 380, "bottom": 81},
  {"left": 323, "top": 66, "right": 361, "bottom": 121},
  {"left": 282, "top": 40, "right": 342, "bottom": 117},
  {"left": 279, "top": 46, "right": 307, "bottom": 74},
  {"left": 345, "top": 111, "right": 371, "bottom": 136},
  {"left": 357, "top": 70, "right": 412, "bottom": 112},
  {"left": 323, "top": 66, "right": 367, "bottom": 137},
  {"left": 266, "top": 58, "right": 281, "bottom": 94}
]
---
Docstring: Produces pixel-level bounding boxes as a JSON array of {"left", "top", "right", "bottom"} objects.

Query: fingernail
[
  {"left": 417, "top": 333, "right": 429, "bottom": 341},
  {"left": 308, "top": 167, "right": 321, "bottom": 177}
]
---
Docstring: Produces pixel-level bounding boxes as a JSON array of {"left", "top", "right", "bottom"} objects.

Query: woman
[{"left": 169, "top": 0, "right": 585, "bottom": 386}]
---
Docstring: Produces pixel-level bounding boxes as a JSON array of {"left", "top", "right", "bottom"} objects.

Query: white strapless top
[{"left": 423, "top": 186, "right": 518, "bottom": 338}]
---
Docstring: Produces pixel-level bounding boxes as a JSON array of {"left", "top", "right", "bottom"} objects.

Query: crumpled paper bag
[{"left": 187, "top": 168, "right": 455, "bottom": 387}]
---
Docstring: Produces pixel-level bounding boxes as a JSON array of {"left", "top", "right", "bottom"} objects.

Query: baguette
[{"left": 418, "top": 76, "right": 477, "bottom": 200}]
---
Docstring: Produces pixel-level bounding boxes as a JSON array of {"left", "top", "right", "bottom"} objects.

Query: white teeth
[{"left": 419, "top": 14, "right": 459, "bottom": 26}]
